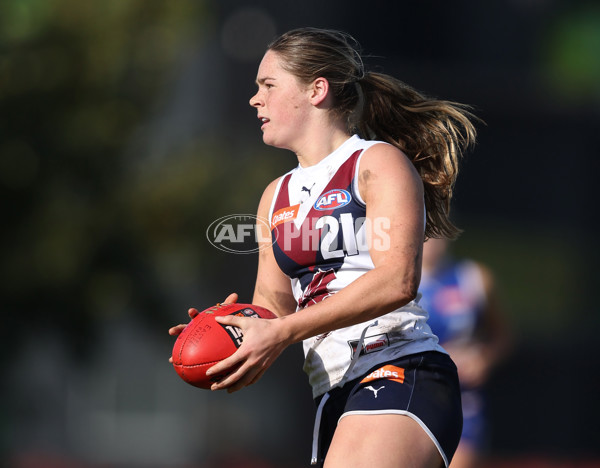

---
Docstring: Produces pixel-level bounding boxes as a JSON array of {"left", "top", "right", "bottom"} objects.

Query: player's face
[{"left": 249, "top": 50, "right": 312, "bottom": 150}]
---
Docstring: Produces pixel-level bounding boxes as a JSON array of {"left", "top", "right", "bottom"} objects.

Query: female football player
[{"left": 170, "top": 27, "right": 478, "bottom": 468}]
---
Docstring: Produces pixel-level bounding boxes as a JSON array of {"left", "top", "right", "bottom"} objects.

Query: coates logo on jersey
[
  {"left": 314, "top": 189, "right": 352, "bottom": 211},
  {"left": 271, "top": 204, "right": 300, "bottom": 228}
]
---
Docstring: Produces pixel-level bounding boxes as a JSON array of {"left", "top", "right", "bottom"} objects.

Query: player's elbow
[
  {"left": 399, "top": 282, "right": 420, "bottom": 305},
  {"left": 387, "top": 274, "right": 420, "bottom": 309},
  {"left": 372, "top": 262, "right": 420, "bottom": 312}
]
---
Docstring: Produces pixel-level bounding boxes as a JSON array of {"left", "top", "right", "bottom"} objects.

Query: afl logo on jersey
[{"left": 314, "top": 189, "right": 352, "bottom": 211}]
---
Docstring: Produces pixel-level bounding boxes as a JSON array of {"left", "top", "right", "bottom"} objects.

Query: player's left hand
[{"left": 207, "top": 311, "right": 287, "bottom": 393}]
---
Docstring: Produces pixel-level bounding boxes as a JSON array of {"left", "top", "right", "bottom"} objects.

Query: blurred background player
[{"left": 419, "top": 238, "right": 512, "bottom": 468}]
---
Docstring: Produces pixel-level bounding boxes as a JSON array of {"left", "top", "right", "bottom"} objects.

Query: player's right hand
[{"left": 167, "top": 293, "right": 239, "bottom": 362}]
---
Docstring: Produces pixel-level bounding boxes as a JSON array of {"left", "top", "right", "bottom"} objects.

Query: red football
[{"left": 172, "top": 302, "right": 276, "bottom": 389}]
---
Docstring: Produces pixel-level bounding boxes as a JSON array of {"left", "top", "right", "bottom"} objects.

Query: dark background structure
[{"left": 1, "top": 1, "right": 599, "bottom": 467}]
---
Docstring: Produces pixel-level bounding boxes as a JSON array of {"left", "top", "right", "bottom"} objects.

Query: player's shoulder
[
  {"left": 257, "top": 175, "right": 285, "bottom": 217},
  {"left": 357, "top": 141, "right": 422, "bottom": 200},
  {"left": 361, "top": 141, "right": 412, "bottom": 169},
  {"left": 264, "top": 175, "right": 283, "bottom": 195},
  {"left": 360, "top": 141, "right": 418, "bottom": 178}
]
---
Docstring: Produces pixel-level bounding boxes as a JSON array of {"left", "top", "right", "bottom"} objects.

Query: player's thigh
[{"left": 324, "top": 413, "right": 443, "bottom": 468}]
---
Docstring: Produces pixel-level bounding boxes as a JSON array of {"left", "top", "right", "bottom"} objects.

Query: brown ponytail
[{"left": 357, "top": 72, "right": 477, "bottom": 239}]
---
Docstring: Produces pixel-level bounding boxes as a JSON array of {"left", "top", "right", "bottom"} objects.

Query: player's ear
[{"left": 309, "top": 77, "right": 330, "bottom": 106}]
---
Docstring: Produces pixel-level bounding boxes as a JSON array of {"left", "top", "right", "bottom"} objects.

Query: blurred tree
[
  {"left": 541, "top": 2, "right": 600, "bottom": 103},
  {"left": 0, "top": 0, "right": 215, "bottom": 358}
]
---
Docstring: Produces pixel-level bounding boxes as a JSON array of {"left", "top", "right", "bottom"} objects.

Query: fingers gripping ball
[{"left": 172, "top": 303, "right": 276, "bottom": 389}]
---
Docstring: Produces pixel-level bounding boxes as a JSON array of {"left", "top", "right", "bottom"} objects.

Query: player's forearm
[
  {"left": 275, "top": 263, "right": 419, "bottom": 345},
  {"left": 252, "top": 281, "right": 296, "bottom": 318}
]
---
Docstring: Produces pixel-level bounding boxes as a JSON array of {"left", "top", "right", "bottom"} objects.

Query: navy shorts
[{"left": 311, "top": 351, "right": 463, "bottom": 467}]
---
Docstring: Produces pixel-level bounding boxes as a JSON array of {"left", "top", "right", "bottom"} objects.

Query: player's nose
[{"left": 249, "top": 91, "right": 262, "bottom": 107}]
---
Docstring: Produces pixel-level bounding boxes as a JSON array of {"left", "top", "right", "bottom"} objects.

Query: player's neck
[{"left": 294, "top": 124, "right": 351, "bottom": 168}]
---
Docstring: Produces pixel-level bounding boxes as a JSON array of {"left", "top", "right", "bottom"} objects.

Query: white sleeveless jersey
[{"left": 269, "top": 135, "right": 444, "bottom": 397}]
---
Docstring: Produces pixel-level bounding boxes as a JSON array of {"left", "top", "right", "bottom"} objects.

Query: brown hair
[{"left": 268, "top": 27, "right": 478, "bottom": 239}]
